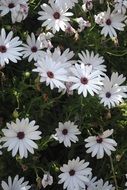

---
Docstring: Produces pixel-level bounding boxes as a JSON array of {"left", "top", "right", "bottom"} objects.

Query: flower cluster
[
  {"left": 0, "top": 27, "right": 126, "bottom": 108},
  {"left": 0, "top": 0, "right": 127, "bottom": 190}
]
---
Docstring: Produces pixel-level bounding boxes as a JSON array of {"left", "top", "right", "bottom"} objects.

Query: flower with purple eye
[
  {"left": 95, "top": 6, "right": 126, "bottom": 38},
  {"left": 99, "top": 72, "right": 127, "bottom": 108},
  {"left": 37, "top": 2, "right": 73, "bottom": 33},
  {"left": 85, "top": 129, "right": 117, "bottom": 159},
  {"left": 58, "top": 157, "right": 92, "bottom": 190},
  {"left": 22, "top": 33, "right": 45, "bottom": 62},
  {"left": 1, "top": 118, "right": 42, "bottom": 158},
  {"left": 0, "top": 28, "right": 23, "bottom": 67},
  {"left": 55, "top": 121, "right": 81, "bottom": 147}
]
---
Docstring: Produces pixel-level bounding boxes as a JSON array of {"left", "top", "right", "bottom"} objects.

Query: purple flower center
[
  {"left": 31, "top": 46, "right": 38, "bottom": 52},
  {"left": 69, "top": 169, "right": 75, "bottom": 176},
  {"left": 47, "top": 71, "right": 54, "bottom": 78},
  {"left": 106, "top": 18, "right": 112, "bottom": 25},
  {"left": 0, "top": 45, "right": 7, "bottom": 53},
  {"left": 62, "top": 129, "right": 68, "bottom": 135},
  {"left": 96, "top": 136, "right": 103, "bottom": 143},
  {"left": 8, "top": 3, "right": 15, "bottom": 8},
  {"left": 80, "top": 77, "right": 88, "bottom": 85},
  {"left": 53, "top": 12, "right": 60, "bottom": 19},
  {"left": 17, "top": 132, "right": 25, "bottom": 139},
  {"left": 85, "top": 63, "right": 91, "bottom": 66},
  {"left": 106, "top": 92, "right": 111, "bottom": 98}
]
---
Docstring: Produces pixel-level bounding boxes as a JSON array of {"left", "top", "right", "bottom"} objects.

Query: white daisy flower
[
  {"left": 11, "top": 2, "right": 29, "bottom": 23},
  {"left": 58, "top": 157, "right": 92, "bottom": 190},
  {"left": 38, "top": 2, "right": 73, "bottom": 34},
  {"left": 33, "top": 52, "right": 68, "bottom": 90},
  {"left": 46, "top": 47, "right": 75, "bottom": 68},
  {"left": 49, "top": 0, "right": 78, "bottom": 9},
  {"left": 69, "top": 64, "right": 103, "bottom": 97},
  {"left": 95, "top": 7, "right": 126, "bottom": 38},
  {"left": 2, "top": 118, "right": 42, "bottom": 158},
  {"left": 55, "top": 121, "right": 81, "bottom": 147},
  {"left": 80, "top": 174, "right": 98, "bottom": 190},
  {"left": 78, "top": 50, "right": 106, "bottom": 75},
  {"left": 22, "top": 33, "right": 45, "bottom": 62},
  {"left": 99, "top": 72, "right": 127, "bottom": 108},
  {"left": 83, "top": 174, "right": 98, "bottom": 190},
  {"left": 0, "top": 28, "right": 23, "bottom": 67},
  {"left": 1, "top": 175, "right": 31, "bottom": 190},
  {"left": 114, "top": 0, "right": 127, "bottom": 14},
  {"left": 0, "top": 0, "right": 28, "bottom": 17},
  {"left": 95, "top": 179, "right": 115, "bottom": 190},
  {"left": 42, "top": 173, "right": 53, "bottom": 188},
  {"left": 0, "top": 0, "right": 29, "bottom": 23},
  {"left": 85, "top": 129, "right": 117, "bottom": 159}
]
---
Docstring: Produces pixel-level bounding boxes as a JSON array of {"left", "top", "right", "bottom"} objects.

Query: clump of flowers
[{"left": 0, "top": 0, "right": 127, "bottom": 189}]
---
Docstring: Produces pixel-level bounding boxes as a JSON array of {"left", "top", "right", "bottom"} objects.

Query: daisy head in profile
[
  {"left": 2, "top": 118, "right": 42, "bottom": 158},
  {"left": 85, "top": 129, "right": 117, "bottom": 159},
  {"left": 42, "top": 172, "right": 53, "bottom": 188}
]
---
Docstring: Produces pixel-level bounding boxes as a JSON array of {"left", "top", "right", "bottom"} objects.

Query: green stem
[{"left": 109, "top": 156, "right": 119, "bottom": 190}]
